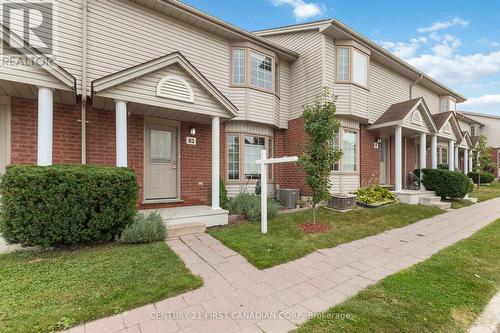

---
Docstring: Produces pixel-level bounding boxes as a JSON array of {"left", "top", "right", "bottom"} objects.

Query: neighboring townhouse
[
  {"left": 458, "top": 111, "right": 500, "bottom": 178},
  {"left": 256, "top": 20, "right": 476, "bottom": 198},
  {"left": 0, "top": 1, "right": 480, "bottom": 226}
]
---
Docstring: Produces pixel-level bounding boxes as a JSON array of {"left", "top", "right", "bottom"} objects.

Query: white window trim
[
  {"left": 332, "top": 127, "right": 360, "bottom": 175},
  {"left": 226, "top": 132, "right": 274, "bottom": 183}
]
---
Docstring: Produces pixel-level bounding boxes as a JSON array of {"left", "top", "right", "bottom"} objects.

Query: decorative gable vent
[
  {"left": 443, "top": 122, "right": 452, "bottom": 134},
  {"left": 157, "top": 75, "right": 194, "bottom": 103},
  {"left": 411, "top": 110, "right": 422, "bottom": 126}
]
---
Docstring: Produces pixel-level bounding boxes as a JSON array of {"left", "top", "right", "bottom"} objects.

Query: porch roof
[
  {"left": 369, "top": 98, "right": 438, "bottom": 133},
  {"left": 91, "top": 52, "right": 238, "bottom": 119},
  {"left": 432, "top": 111, "right": 463, "bottom": 141}
]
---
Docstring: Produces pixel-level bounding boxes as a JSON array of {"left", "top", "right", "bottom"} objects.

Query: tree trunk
[{"left": 312, "top": 206, "right": 316, "bottom": 225}]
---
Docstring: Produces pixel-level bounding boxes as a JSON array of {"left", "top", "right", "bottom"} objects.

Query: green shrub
[
  {"left": 219, "top": 177, "right": 229, "bottom": 210},
  {"left": 468, "top": 171, "right": 495, "bottom": 184},
  {"left": 421, "top": 168, "right": 473, "bottom": 199},
  {"left": 437, "top": 164, "right": 449, "bottom": 170},
  {"left": 355, "top": 186, "right": 399, "bottom": 205},
  {"left": 120, "top": 212, "right": 166, "bottom": 244},
  {"left": 228, "top": 192, "right": 280, "bottom": 221},
  {"left": 0, "top": 165, "right": 139, "bottom": 247}
]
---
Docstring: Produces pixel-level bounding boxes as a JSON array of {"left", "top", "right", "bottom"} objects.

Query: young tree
[
  {"left": 472, "top": 135, "right": 495, "bottom": 186},
  {"left": 299, "top": 88, "right": 342, "bottom": 224}
]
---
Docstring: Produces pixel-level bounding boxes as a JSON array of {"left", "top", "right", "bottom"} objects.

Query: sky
[{"left": 183, "top": 0, "right": 500, "bottom": 116}]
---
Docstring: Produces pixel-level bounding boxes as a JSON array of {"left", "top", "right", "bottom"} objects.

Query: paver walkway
[{"left": 65, "top": 198, "right": 500, "bottom": 333}]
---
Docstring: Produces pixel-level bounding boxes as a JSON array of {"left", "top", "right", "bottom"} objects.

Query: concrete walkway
[{"left": 65, "top": 198, "right": 500, "bottom": 333}]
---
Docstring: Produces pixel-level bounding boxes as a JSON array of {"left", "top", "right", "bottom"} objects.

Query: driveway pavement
[{"left": 65, "top": 198, "right": 500, "bottom": 333}]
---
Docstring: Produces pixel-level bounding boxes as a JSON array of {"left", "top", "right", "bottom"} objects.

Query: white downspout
[{"left": 80, "top": 0, "right": 88, "bottom": 164}]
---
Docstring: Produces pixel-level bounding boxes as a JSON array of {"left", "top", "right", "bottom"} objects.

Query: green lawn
[
  {"left": 208, "top": 204, "right": 442, "bottom": 269},
  {"left": 449, "top": 181, "right": 500, "bottom": 209},
  {"left": 0, "top": 242, "right": 202, "bottom": 333},
  {"left": 472, "top": 181, "right": 500, "bottom": 202},
  {"left": 296, "top": 220, "right": 500, "bottom": 333}
]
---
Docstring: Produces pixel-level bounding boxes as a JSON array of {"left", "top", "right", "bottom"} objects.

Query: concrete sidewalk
[{"left": 66, "top": 198, "right": 500, "bottom": 333}]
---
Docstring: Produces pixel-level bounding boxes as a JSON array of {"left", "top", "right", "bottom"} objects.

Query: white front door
[
  {"left": 379, "top": 138, "right": 388, "bottom": 184},
  {"left": 0, "top": 104, "right": 8, "bottom": 174},
  {"left": 145, "top": 124, "right": 178, "bottom": 200}
]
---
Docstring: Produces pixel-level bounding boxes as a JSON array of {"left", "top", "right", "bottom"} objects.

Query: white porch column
[
  {"left": 469, "top": 155, "right": 473, "bottom": 173},
  {"left": 395, "top": 126, "right": 403, "bottom": 192},
  {"left": 464, "top": 149, "right": 469, "bottom": 174},
  {"left": 431, "top": 135, "right": 438, "bottom": 169},
  {"left": 448, "top": 140, "right": 455, "bottom": 171},
  {"left": 211, "top": 116, "right": 220, "bottom": 210},
  {"left": 115, "top": 100, "right": 128, "bottom": 167},
  {"left": 455, "top": 146, "right": 459, "bottom": 170},
  {"left": 419, "top": 133, "right": 427, "bottom": 170},
  {"left": 37, "top": 87, "right": 54, "bottom": 166}
]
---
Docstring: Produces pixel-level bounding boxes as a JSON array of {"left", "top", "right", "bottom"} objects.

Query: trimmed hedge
[
  {"left": 468, "top": 172, "right": 495, "bottom": 184},
  {"left": 0, "top": 165, "right": 139, "bottom": 247},
  {"left": 421, "top": 168, "right": 473, "bottom": 199}
]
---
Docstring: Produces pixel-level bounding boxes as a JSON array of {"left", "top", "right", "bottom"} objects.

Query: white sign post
[{"left": 256, "top": 150, "right": 298, "bottom": 234}]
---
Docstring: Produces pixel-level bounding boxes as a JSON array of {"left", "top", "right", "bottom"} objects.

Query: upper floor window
[
  {"left": 231, "top": 48, "right": 276, "bottom": 93},
  {"left": 337, "top": 47, "right": 369, "bottom": 87},
  {"left": 337, "top": 47, "right": 350, "bottom": 81},
  {"left": 471, "top": 125, "right": 479, "bottom": 137},
  {"left": 232, "top": 49, "right": 246, "bottom": 85},
  {"left": 441, "top": 99, "right": 449, "bottom": 112},
  {"left": 251, "top": 52, "right": 273, "bottom": 90}
]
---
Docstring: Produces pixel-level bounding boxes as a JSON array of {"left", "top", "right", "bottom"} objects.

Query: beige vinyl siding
[
  {"left": 86, "top": 0, "right": 230, "bottom": 97},
  {"left": 458, "top": 120, "right": 471, "bottom": 134},
  {"left": 228, "top": 88, "right": 247, "bottom": 119},
  {"left": 97, "top": 65, "right": 228, "bottom": 118},
  {"left": 264, "top": 31, "right": 323, "bottom": 120},
  {"left": 279, "top": 61, "right": 291, "bottom": 128},
  {"left": 324, "top": 36, "right": 336, "bottom": 88},
  {"left": 412, "top": 84, "right": 440, "bottom": 114},
  {"left": 329, "top": 174, "right": 359, "bottom": 194},
  {"left": 333, "top": 84, "right": 351, "bottom": 115},
  {"left": 368, "top": 61, "right": 411, "bottom": 123},
  {"left": 465, "top": 114, "right": 500, "bottom": 147},
  {"left": 225, "top": 121, "right": 274, "bottom": 137},
  {"left": 0, "top": 64, "right": 71, "bottom": 91},
  {"left": 338, "top": 117, "right": 360, "bottom": 129},
  {"left": 351, "top": 85, "right": 369, "bottom": 119}
]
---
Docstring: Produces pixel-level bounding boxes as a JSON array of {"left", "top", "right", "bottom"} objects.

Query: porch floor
[{"left": 142, "top": 205, "right": 228, "bottom": 227}]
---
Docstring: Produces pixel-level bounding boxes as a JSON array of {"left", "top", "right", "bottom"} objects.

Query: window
[
  {"left": 441, "top": 99, "right": 449, "bottom": 112},
  {"left": 275, "top": 61, "right": 280, "bottom": 96},
  {"left": 449, "top": 100, "right": 456, "bottom": 112},
  {"left": 251, "top": 52, "right": 273, "bottom": 90},
  {"left": 232, "top": 49, "right": 246, "bottom": 85},
  {"left": 411, "top": 110, "right": 422, "bottom": 125},
  {"left": 227, "top": 135, "right": 240, "bottom": 180},
  {"left": 343, "top": 130, "right": 358, "bottom": 172},
  {"left": 337, "top": 47, "right": 350, "bottom": 81},
  {"left": 471, "top": 125, "right": 478, "bottom": 137},
  {"left": 332, "top": 133, "right": 340, "bottom": 171},
  {"left": 331, "top": 129, "right": 359, "bottom": 173},
  {"left": 439, "top": 147, "right": 448, "bottom": 164},
  {"left": 227, "top": 133, "right": 273, "bottom": 181},
  {"left": 352, "top": 49, "right": 368, "bottom": 86}
]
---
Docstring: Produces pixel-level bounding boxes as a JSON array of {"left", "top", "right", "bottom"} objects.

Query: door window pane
[
  {"left": 228, "top": 135, "right": 240, "bottom": 180},
  {"left": 343, "top": 130, "right": 358, "bottom": 172},
  {"left": 150, "top": 129, "right": 172, "bottom": 161},
  {"left": 244, "top": 136, "right": 266, "bottom": 179}
]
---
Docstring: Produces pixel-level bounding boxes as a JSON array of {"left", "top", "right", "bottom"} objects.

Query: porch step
[
  {"left": 419, "top": 195, "right": 442, "bottom": 205},
  {"left": 167, "top": 223, "right": 206, "bottom": 238},
  {"left": 142, "top": 205, "right": 229, "bottom": 228}
]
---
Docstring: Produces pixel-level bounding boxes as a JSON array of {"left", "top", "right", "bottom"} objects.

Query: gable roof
[
  {"left": 91, "top": 52, "right": 238, "bottom": 117},
  {"left": 1, "top": 24, "right": 76, "bottom": 92},
  {"left": 460, "top": 131, "right": 473, "bottom": 148},
  {"left": 457, "top": 112, "right": 483, "bottom": 126},
  {"left": 432, "top": 112, "right": 454, "bottom": 131},
  {"left": 373, "top": 98, "right": 422, "bottom": 124},
  {"left": 255, "top": 19, "right": 465, "bottom": 103}
]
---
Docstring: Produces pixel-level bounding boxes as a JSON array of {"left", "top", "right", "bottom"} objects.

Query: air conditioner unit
[
  {"left": 328, "top": 194, "right": 357, "bottom": 211},
  {"left": 276, "top": 189, "right": 300, "bottom": 209}
]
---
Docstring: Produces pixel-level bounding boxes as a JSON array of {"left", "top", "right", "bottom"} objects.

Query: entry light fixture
[
  {"left": 189, "top": 126, "right": 196, "bottom": 135},
  {"left": 375, "top": 138, "right": 382, "bottom": 144}
]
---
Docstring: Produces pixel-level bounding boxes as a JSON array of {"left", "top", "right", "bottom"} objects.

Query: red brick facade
[
  {"left": 274, "top": 117, "right": 312, "bottom": 196},
  {"left": 492, "top": 148, "right": 499, "bottom": 177},
  {"left": 360, "top": 126, "right": 380, "bottom": 187},
  {"left": 9, "top": 97, "right": 224, "bottom": 208}
]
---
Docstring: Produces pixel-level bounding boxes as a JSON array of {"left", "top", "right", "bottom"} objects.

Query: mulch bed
[{"left": 298, "top": 223, "right": 331, "bottom": 234}]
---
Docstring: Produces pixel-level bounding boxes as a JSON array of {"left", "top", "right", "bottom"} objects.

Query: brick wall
[
  {"left": 274, "top": 117, "right": 312, "bottom": 196},
  {"left": 10, "top": 97, "right": 81, "bottom": 165},
  {"left": 492, "top": 148, "right": 499, "bottom": 177},
  {"left": 360, "top": 126, "right": 380, "bottom": 187}
]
